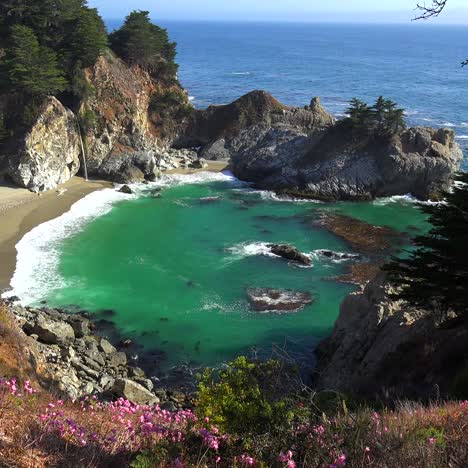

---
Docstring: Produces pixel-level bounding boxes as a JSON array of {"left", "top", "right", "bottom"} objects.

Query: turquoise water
[{"left": 29, "top": 174, "right": 428, "bottom": 374}]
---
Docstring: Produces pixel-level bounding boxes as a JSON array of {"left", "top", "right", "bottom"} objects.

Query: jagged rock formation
[
  {"left": 7, "top": 302, "right": 193, "bottom": 407},
  {"left": 229, "top": 121, "right": 463, "bottom": 201},
  {"left": 5, "top": 97, "right": 81, "bottom": 192},
  {"left": 314, "top": 273, "right": 468, "bottom": 400}
]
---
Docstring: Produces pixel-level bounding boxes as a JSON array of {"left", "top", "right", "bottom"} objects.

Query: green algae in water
[{"left": 30, "top": 174, "right": 429, "bottom": 372}]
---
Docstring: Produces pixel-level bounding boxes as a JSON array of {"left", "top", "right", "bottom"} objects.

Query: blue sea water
[{"left": 108, "top": 20, "right": 468, "bottom": 168}]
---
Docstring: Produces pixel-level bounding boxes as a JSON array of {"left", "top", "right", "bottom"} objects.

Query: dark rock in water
[
  {"left": 199, "top": 196, "right": 221, "bottom": 204},
  {"left": 246, "top": 288, "right": 313, "bottom": 312},
  {"left": 160, "top": 317, "right": 169, "bottom": 322},
  {"left": 98, "top": 309, "right": 116, "bottom": 318},
  {"left": 318, "top": 214, "right": 404, "bottom": 254},
  {"left": 145, "top": 173, "right": 158, "bottom": 182},
  {"left": 119, "top": 184, "right": 133, "bottom": 194},
  {"left": 268, "top": 244, "right": 312, "bottom": 266},
  {"left": 316, "top": 250, "right": 360, "bottom": 261},
  {"left": 119, "top": 339, "right": 133, "bottom": 348}
]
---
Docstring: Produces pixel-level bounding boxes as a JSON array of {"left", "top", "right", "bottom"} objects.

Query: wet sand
[{"left": 0, "top": 177, "right": 110, "bottom": 292}]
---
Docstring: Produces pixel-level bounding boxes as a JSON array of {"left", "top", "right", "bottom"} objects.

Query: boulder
[
  {"left": 246, "top": 288, "right": 313, "bottom": 312},
  {"left": 113, "top": 164, "right": 145, "bottom": 184},
  {"left": 190, "top": 158, "right": 208, "bottom": 169},
  {"left": 28, "top": 315, "right": 75, "bottom": 345},
  {"left": 67, "top": 316, "right": 91, "bottom": 338},
  {"left": 119, "top": 184, "right": 134, "bottom": 194},
  {"left": 268, "top": 244, "right": 312, "bottom": 266},
  {"left": 7, "top": 97, "right": 81, "bottom": 192},
  {"left": 107, "top": 351, "right": 128, "bottom": 368},
  {"left": 112, "top": 379, "right": 160, "bottom": 405},
  {"left": 200, "top": 139, "right": 231, "bottom": 161},
  {"left": 99, "top": 338, "right": 117, "bottom": 354}
]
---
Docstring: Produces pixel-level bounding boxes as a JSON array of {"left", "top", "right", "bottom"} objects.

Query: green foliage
[
  {"left": 346, "top": 95, "right": 406, "bottom": 137},
  {"left": 79, "top": 107, "right": 97, "bottom": 132},
  {"left": 196, "top": 356, "right": 300, "bottom": 436},
  {"left": 413, "top": 426, "right": 446, "bottom": 448},
  {"left": 0, "top": 0, "right": 107, "bottom": 102},
  {"left": 68, "top": 7, "right": 108, "bottom": 68},
  {"left": 384, "top": 172, "right": 468, "bottom": 315},
  {"left": 109, "top": 11, "right": 178, "bottom": 78},
  {"left": 5, "top": 25, "right": 67, "bottom": 96}
]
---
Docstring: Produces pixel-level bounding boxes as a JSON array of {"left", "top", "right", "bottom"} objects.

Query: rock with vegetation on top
[{"left": 6, "top": 97, "right": 81, "bottom": 192}]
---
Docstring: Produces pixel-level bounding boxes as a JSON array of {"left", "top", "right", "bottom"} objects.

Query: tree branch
[{"left": 413, "top": 0, "right": 448, "bottom": 20}]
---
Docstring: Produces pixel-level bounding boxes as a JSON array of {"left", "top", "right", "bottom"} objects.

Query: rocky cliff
[
  {"left": 4, "top": 97, "right": 81, "bottom": 192},
  {"left": 229, "top": 120, "right": 463, "bottom": 201},
  {"left": 314, "top": 273, "right": 468, "bottom": 400}
]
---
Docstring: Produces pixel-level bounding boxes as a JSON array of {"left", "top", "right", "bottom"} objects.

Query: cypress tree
[
  {"left": 5, "top": 25, "right": 67, "bottom": 96},
  {"left": 383, "top": 172, "right": 468, "bottom": 316}
]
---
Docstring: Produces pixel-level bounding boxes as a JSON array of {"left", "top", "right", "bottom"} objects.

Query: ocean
[
  {"left": 5, "top": 21, "right": 466, "bottom": 378},
  {"left": 159, "top": 21, "right": 468, "bottom": 168}
]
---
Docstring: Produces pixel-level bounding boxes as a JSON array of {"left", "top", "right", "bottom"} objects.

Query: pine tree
[
  {"left": 346, "top": 98, "right": 373, "bottom": 131},
  {"left": 383, "top": 172, "right": 468, "bottom": 316},
  {"left": 68, "top": 7, "right": 107, "bottom": 68},
  {"left": 109, "top": 11, "right": 178, "bottom": 76},
  {"left": 5, "top": 25, "right": 67, "bottom": 96}
]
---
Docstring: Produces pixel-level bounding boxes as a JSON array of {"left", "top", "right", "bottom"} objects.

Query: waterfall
[{"left": 76, "top": 118, "right": 88, "bottom": 181}]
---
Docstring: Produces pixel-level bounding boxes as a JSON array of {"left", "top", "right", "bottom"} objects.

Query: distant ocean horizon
[{"left": 106, "top": 20, "right": 468, "bottom": 168}]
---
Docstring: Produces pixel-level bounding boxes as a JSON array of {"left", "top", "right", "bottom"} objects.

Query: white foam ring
[
  {"left": 226, "top": 242, "right": 314, "bottom": 268},
  {"left": 3, "top": 171, "right": 243, "bottom": 305},
  {"left": 373, "top": 194, "right": 443, "bottom": 206}
]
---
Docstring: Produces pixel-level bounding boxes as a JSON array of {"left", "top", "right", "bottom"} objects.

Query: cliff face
[
  {"left": 314, "top": 273, "right": 468, "bottom": 400},
  {"left": 229, "top": 121, "right": 463, "bottom": 201},
  {"left": 5, "top": 97, "right": 81, "bottom": 192},
  {"left": 0, "top": 52, "right": 191, "bottom": 191}
]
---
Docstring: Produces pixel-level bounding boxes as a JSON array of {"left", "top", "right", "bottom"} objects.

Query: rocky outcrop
[
  {"left": 314, "top": 273, "right": 468, "bottom": 400},
  {"left": 269, "top": 244, "right": 312, "bottom": 266},
  {"left": 5, "top": 97, "right": 81, "bottom": 192},
  {"left": 229, "top": 120, "right": 463, "bottom": 201},
  {"left": 246, "top": 288, "right": 313, "bottom": 312},
  {"left": 5, "top": 302, "right": 193, "bottom": 406}
]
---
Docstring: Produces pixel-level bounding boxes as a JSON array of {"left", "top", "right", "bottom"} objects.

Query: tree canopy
[
  {"left": 0, "top": 0, "right": 107, "bottom": 100},
  {"left": 109, "top": 11, "right": 178, "bottom": 78},
  {"left": 346, "top": 96, "right": 406, "bottom": 137},
  {"left": 384, "top": 172, "right": 468, "bottom": 316}
]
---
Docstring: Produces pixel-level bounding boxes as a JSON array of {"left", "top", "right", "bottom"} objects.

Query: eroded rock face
[
  {"left": 7, "top": 97, "right": 81, "bottom": 192},
  {"left": 230, "top": 122, "right": 463, "bottom": 201},
  {"left": 314, "top": 273, "right": 468, "bottom": 400},
  {"left": 247, "top": 288, "right": 313, "bottom": 312}
]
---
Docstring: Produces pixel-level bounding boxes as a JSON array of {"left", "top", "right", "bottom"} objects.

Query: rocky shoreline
[{"left": 3, "top": 299, "right": 193, "bottom": 409}]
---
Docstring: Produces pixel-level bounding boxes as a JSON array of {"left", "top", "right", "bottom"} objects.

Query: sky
[{"left": 88, "top": 0, "right": 468, "bottom": 24}]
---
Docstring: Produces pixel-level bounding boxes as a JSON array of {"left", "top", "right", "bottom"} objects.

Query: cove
[{"left": 12, "top": 172, "right": 428, "bottom": 380}]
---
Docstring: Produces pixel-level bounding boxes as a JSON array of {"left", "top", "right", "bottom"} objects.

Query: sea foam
[{"left": 2, "top": 171, "right": 242, "bottom": 304}]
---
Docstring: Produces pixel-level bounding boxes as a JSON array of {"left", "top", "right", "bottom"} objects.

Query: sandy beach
[
  {"left": 0, "top": 161, "right": 229, "bottom": 293},
  {"left": 0, "top": 177, "right": 111, "bottom": 292}
]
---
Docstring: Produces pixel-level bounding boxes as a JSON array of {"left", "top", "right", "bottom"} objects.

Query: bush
[{"left": 196, "top": 356, "right": 302, "bottom": 437}]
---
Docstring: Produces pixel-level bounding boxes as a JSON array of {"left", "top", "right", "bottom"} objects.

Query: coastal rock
[
  {"left": 314, "top": 273, "right": 468, "bottom": 399},
  {"left": 229, "top": 118, "right": 463, "bottom": 201},
  {"left": 200, "top": 139, "right": 231, "bottom": 161},
  {"left": 27, "top": 315, "right": 75, "bottom": 346},
  {"left": 246, "top": 288, "right": 313, "bottom": 312},
  {"left": 269, "top": 244, "right": 312, "bottom": 266},
  {"left": 190, "top": 158, "right": 208, "bottom": 169},
  {"left": 99, "top": 338, "right": 117, "bottom": 354},
  {"left": 119, "top": 184, "right": 134, "bottom": 194},
  {"left": 6, "top": 97, "right": 81, "bottom": 192},
  {"left": 112, "top": 378, "right": 160, "bottom": 405},
  {"left": 113, "top": 163, "right": 145, "bottom": 184}
]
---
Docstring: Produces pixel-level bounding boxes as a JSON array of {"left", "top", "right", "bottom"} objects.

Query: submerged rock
[
  {"left": 246, "top": 288, "right": 313, "bottom": 312},
  {"left": 268, "top": 244, "right": 312, "bottom": 266}
]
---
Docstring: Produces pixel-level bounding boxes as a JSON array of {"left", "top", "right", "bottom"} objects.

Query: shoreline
[
  {"left": 0, "top": 177, "right": 111, "bottom": 292},
  {"left": 0, "top": 161, "right": 229, "bottom": 294}
]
